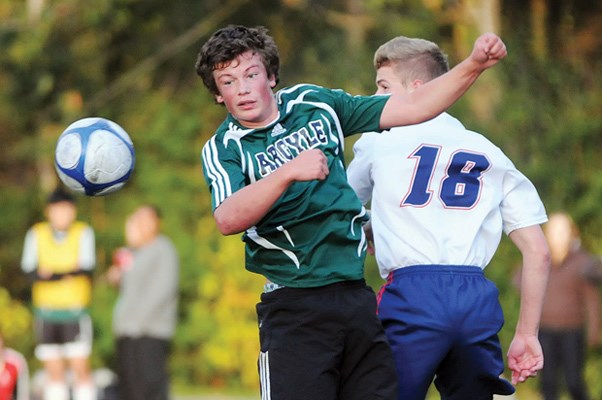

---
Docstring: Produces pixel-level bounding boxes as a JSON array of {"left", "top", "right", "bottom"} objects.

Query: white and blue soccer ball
[{"left": 55, "top": 117, "right": 135, "bottom": 196}]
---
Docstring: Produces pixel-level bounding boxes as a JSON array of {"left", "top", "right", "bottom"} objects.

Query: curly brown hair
[{"left": 195, "top": 25, "right": 280, "bottom": 97}]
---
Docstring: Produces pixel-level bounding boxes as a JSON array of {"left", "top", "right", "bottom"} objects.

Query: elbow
[
  {"left": 214, "top": 208, "right": 244, "bottom": 236},
  {"left": 540, "top": 235, "right": 552, "bottom": 267},
  {"left": 534, "top": 244, "right": 552, "bottom": 273},
  {"left": 215, "top": 217, "right": 240, "bottom": 236}
]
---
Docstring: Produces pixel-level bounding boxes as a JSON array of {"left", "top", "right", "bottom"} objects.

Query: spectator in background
[
  {"left": 534, "top": 212, "right": 601, "bottom": 400},
  {"left": 107, "top": 205, "right": 179, "bottom": 400},
  {"left": 20, "top": 188, "right": 96, "bottom": 400}
]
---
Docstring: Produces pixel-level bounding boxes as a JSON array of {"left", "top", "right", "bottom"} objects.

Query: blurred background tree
[{"left": 0, "top": 0, "right": 600, "bottom": 397}]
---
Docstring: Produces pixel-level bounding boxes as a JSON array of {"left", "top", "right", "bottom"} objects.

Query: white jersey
[{"left": 347, "top": 113, "right": 547, "bottom": 278}]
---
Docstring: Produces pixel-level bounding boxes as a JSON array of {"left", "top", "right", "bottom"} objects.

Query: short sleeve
[
  {"left": 78, "top": 225, "right": 95, "bottom": 271},
  {"left": 201, "top": 135, "right": 246, "bottom": 211},
  {"left": 313, "top": 88, "right": 389, "bottom": 137},
  {"left": 500, "top": 161, "right": 548, "bottom": 234},
  {"left": 21, "top": 228, "right": 38, "bottom": 273}
]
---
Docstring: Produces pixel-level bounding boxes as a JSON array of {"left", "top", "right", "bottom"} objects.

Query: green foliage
[
  {"left": 172, "top": 221, "right": 264, "bottom": 390},
  {"left": 0, "top": 287, "right": 33, "bottom": 353}
]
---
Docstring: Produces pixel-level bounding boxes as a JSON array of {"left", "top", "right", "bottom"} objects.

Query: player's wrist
[
  {"left": 459, "top": 57, "right": 487, "bottom": 75},
  {"left": 514, "top": 327, "right": 539, "bottom": 338},
  {"left": 274, "top": 162, "right": 298, "bottom": 186}
]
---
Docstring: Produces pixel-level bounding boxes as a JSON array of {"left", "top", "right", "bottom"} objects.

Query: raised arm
[
  {"left": 214, "top": 149, "right": 329, "bottom": 235},
  {"left": 506, "top": 224, "right": 551, "bottom": 385},
  {"left": 379, "top": 33, "right": 507, "bottom": 128}
]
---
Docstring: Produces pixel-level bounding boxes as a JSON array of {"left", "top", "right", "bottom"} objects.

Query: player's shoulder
[
  {"left": 441, "top": 114, "right": 506, "bottom": 154},
  {"left": 68, "top": 221, "right": 94, "bottom": 237},
  {"left": 277, "top": 83, "right": 325, "bottom": 95},
  {"left": 212, "top": 116, "right": 246, "bottom": 138},
  {"left": 157, "top": 233, "right": 177, "bottom": 250},
  {"left": 203, "top": 118, "right": 253, "bottom": 152},
  {"left": 32, "top": 221, "right": 48, "bottom": 230},
  {"left": 276, "top": 83, "right": 343, "bottom": 104},
  {"left": 31, "top": 221, "right": 52, "bottom": 234},
  {"left": 462, "top": 128, "right": 508, "bottom": 157}
]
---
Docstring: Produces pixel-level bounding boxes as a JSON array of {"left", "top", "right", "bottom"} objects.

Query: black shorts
[
  {"left": 256, "top": 279, "right": 398, "bottom": 400},
  {"left": 34, "top": 314, "right": 93, "bottom": 360}
]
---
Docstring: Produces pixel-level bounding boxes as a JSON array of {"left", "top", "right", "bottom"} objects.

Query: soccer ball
[{"left": 55, "top": 117, "right": 135, "bottom": 196}]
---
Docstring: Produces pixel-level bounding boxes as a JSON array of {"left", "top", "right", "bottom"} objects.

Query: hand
[
  {"left": 363, "top": 220, "right": 375, "bottom": 255},
  {"left": 112, "top": 247, "right": 134, "bottom": 269},
  {"left": 105, "top": 265, "right": 123, "bottom": 286},
  {"left": 507, "top": 333, "right": 544, "bottom": 385},
  {"left": 37, "top": 268, "right": 52, "bottom": 280},
  {"left": 282, "top": 148, "right": 329, "bottom": 182},
  {"left": 470, "top": 33, "right": 507, "bottom": 70}
]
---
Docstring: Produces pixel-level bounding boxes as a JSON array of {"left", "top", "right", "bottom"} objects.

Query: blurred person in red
[
  {"left": 0, "top": 332, "right": 30, "bottom": 400},
  {"left": 0, "top": 333, "right": 18, "bottom": 400}
]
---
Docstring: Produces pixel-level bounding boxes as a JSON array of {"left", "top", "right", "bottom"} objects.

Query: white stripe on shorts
[{"left": 259, "top": 351, "right": 271, "bottom": 400}]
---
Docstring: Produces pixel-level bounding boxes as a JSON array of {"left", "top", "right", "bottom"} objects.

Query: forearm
[
  {"left": 506, "top": 225, "right": 549, "bottom": 384},
  {"left": 380, "top": 58, "right": 483, "bottom": 128},
  {"left": 31, "top": 269, "right": 92, "bottom": 281},
  {"left": 509, "top": 226, "right": 551, "bottom": 336},
  {"left": 214, "top": 166, "right": 295, "bottom": 235},
  {"left": 516, "top": 260, "right": 549, "bottom": 336}
]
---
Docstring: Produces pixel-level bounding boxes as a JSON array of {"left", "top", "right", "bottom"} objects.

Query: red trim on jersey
[{"left": 0, "top": 361, "right": 18, "bottom": 400}]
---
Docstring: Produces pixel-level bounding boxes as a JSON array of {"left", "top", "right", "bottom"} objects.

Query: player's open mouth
[{"left": 238, "top": 100, "right": 256, "bottom": 109}]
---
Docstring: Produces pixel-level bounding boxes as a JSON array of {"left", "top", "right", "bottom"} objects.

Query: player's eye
[{"left": 376, "top": 85, "right": 389, "bottom": 94}]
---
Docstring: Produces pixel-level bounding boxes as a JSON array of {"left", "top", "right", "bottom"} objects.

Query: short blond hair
[{"left": 374, "top": 36, "right": 449, "bottom": 86}]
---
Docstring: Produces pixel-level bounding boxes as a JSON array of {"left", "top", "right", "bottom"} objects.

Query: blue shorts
[{"left": 377, "top": 265, "right": 515, "bottom": 400}]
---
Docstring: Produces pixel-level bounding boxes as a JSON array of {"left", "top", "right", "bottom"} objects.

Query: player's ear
[
  {"left": 410, "top": 79, "right": 423, "bottom": 91},
  {"left": 215, "top": 94, "right": 225, "bottom": 104},
  {"left": 268, "top": 74, "right": 277, "bottom": 88}
]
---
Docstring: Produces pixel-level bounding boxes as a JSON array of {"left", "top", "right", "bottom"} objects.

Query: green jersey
[{"left": 202, "top": 84, "right": 388, "bottom": 287}]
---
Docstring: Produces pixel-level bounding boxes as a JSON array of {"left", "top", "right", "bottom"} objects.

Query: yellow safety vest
[{"left": 32, "top": 221, "right": 92, "bottom": 310}]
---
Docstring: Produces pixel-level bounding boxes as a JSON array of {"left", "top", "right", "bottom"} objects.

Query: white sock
[
  {"left": 74, "top": 383, "right": 97, "bottom": 400},
  {"left": 44, "top": 381, "right": 69, "bottom": 400}
]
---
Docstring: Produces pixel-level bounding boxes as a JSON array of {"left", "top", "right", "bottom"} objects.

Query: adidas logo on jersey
[{"left": 271, "top": 123, "right": 287, "bottom": 137}]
